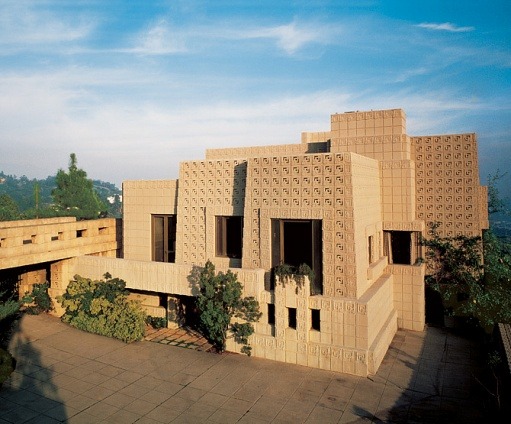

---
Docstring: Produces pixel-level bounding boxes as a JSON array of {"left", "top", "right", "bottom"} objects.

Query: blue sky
[{"left": 0, "top": 0, "right": 509, "bottom": 190}]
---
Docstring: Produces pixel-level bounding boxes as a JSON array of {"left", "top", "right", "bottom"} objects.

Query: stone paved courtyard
[{"left": 0, "top": 314, "right": 488, "bottom": 423}]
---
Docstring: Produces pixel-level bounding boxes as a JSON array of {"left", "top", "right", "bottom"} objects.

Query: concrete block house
[{"left": 3, "top": 108, "right": 487, "bottom": 376}]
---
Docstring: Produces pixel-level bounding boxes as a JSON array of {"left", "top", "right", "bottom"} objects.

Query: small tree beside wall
[{"left": 195, "top": 261, "right": 261, "bottom": 355}]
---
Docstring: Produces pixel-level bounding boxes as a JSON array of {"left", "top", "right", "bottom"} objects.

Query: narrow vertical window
[
  {"left": 368, "top": 235, "right": 374, "bottom": 264},
  {"left": 267, "top": 304, "right": 275, "bottom": 326},
  {"left": 311, "top": 309, "right": 321, "bottom": 331},
  {"left": 288, "top": 307, "right": 297, "bottom": 329}
]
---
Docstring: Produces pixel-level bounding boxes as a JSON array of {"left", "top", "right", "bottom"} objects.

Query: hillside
[{"left": 0, "top": 171, "right": 122, "bottom": 218}]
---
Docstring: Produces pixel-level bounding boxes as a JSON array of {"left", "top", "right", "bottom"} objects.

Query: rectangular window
[
  {"left": 288, "top": 307, "right": 297, "bottom": 329},
  {"left": 383, "top": 231, "right": 421, "bottom": 265},
  {"left": 267, "top": 304, "right": 275, "bottom": 326},
  {"left": 368, "top": 235, "right": 374, "bottom": 264},
  {"left": 152, "top": 215, "right": 177, "bottom": 263},
  {"left": 311, "top": 309, "right": 321, "bottom": 331},
  {"left": 216, "top": 216, "right": 243, "bottom": 258},
  {"left": 76, "top": 229, "right": 86, "bottom": 238},
  {"left": 272, "top": 219, "right": 323, "bottom": 295}
]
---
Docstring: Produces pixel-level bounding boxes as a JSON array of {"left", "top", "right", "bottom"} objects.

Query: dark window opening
[
  {"left": 384, "top": 231, "right": 420, "bottom": 265},
  {"left": 23, "top": 239, "right": 32, "bottom": 245},
  {"left": 51, "top": 236, "right": 59, "bottom": 241},
  {"left": 216, "top": 216, "right": 243, "bottom": 258},
  {"left": 272, "top": 219, "right": 323, "bottom": 295},
  {"left": 153, "top": 215, "right": 177, "bottom": 263},
  {"left": 267, "top": 304, "right": 275, "bottom": 326},
  {"left": 311, "top": 309, "right": 321, "bottom": 331},
  {"left": 76, "top": 229, "right": 86, "bottom": 238},
  {"left": 288, "top": 307, "right": 297, "bottom": 329}
]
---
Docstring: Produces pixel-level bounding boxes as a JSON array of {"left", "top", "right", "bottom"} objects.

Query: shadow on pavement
[{"left": 0, "top": 313, "right": 67, "bottom": 423}]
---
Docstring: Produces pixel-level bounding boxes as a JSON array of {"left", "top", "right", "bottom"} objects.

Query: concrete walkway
[{"left": 1, "top": 314, "right": 486, "bottom": 423}]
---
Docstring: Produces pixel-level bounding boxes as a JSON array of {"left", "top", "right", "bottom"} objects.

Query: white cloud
[
  {"left": 236, "top": 20, "right": 341, "bottom": 54},
  {"left": 0, "top": 65, "right": 494, "bottom": 185},
  {"left": 127, "top": 19, "right": 187, "bottom": 55},
  {"left": 0, "top": 1, "right": 93, "bottom": 48},
  {"left": 416, "top": 22, "right": 475, "bottom": 33}
]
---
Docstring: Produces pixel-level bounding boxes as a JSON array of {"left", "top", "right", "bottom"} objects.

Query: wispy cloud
[
  {"left": 0, "top": 1, "right": 93, "bottom": 48},
  {"left": 126, "top": 19, "right": 187, "bottom": 55},
  {"left": 416, "top": 22, "right": 475, "bottom": 33},
  {"left": 237, "top": 20, "right": 340, "bottom": 54}
]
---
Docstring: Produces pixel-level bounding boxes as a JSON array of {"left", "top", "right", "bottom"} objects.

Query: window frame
[
  {"left": 152, "top": 214, "right": 177, "bottom": 263},
  {"left": 271, "top": 218, "right": 323, "bottom": 294},
  {"left": 215, "top": 215, "right": 243, "bottom": 259}
]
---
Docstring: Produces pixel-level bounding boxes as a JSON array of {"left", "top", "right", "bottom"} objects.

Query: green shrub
[
  {"left": 0, "top": 296, "right": 20, "bottom": 322},
  {"left": 22, "top": 283, "right": 52, "bottom": 314},
  {"left": 0, "top": 347, "right": 15, "bottom": 387},
  {"left": 195, "top": 261, "right": 261, "bottom": 355},
  {"left": 146, "top": 316, "right": 167, "bottom": 329},
  {"left": 273, "top": 262, "right": 315, "bottom": 292},
  {"left": 57, "top": 273, "right": 146, "bottom": 343}
]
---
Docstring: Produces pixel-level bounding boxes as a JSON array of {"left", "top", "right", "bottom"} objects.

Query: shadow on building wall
[{"left": 0, "top": 315, "right": 67, "bottom": 422}]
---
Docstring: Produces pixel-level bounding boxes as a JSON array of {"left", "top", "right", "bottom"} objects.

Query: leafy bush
[
  {"left": 196, "top": 261, "right": 261, "bottom": 355},
  {"left": 0, "top": 290, "right": 19, "bottom": 386},
  {"left": 0, "top": 296, "right": 19, "bottom": 322},
  {"left": 146, "top": 316, "right": 167, "bottom": 329},
  {"left": 22, "top": 283, "right": 52, "bottom": 314},
  {"left": 57, "top": 273, "right": 146, "bottom": 343},
  {"left": 273, "top": 263, "right": 315, "bottom": 291},
  {"left": 0, "top": 347, "right": 15, "bottom": 387}
]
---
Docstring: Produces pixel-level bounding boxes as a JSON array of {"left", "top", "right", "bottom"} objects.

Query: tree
[
  {"left": 196, "top": 261, "right": 262, "bottom": 355},
  {"left": 422, "top": 171, "right": 511, "bottom": 331},
  {"left": 0, "top": 194, "right": 20, "bottom": 221},
  {"left": 52, "top": 153, "right": 106, "bottom": 219},
  {"left": 488, "top": 170, "right": 508, "bottom": 216}
]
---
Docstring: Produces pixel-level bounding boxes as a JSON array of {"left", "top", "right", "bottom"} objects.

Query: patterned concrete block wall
[
  {"left": 411, "top": 133, "right": 489, "bottom": 237},
  {"left": 205, "top": 143, "right": 308, "bottom": 160},
  {"left": 123, "top": 180, "right": 178, "bottom": 261},
  {"left": 175, "top": 159, "right": 246, "bottom": 268},
  {"left": 243, "top": 152, "right": 358, "bottom": 298}
]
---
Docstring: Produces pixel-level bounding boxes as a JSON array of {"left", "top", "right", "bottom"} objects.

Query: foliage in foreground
[
  {"left": 21, "top": 283, "right": 53, "bottom": 314},
  {"left": 58, "top": 273, "right": 146, "bottom": 343},
  {"left": 0, "top": 289, "right": 20, "bottom": 386},
  {"left": 196, "top": 261, "right": 262, "bottom": 355},
  {"left": 0, "top": 347, "right": 15, "bottom": 387},
  {"left": 422, "top": 223, "right": 511, "bottom": 331},
  {"left": 273, "top": 262, "right": 315, "bottom": 289}
]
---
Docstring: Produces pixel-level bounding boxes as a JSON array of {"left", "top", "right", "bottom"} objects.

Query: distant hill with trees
[{"left": 0, "top": 155, "right": 122, "bottom": 220}]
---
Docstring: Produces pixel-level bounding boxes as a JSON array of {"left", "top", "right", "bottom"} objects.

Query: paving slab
[{"left": 1, "top": 314, "right": 489, "bottom": 423}]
